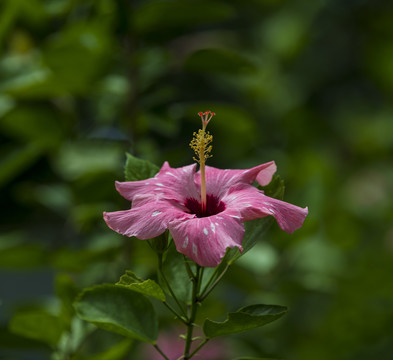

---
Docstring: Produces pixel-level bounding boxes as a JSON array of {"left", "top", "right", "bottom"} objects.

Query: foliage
[
  {"left": 203, "top": 304, "right": 288, "bottom": 339},
  {"left": 116, "top": 270, "right": 166, "bottom": 302},
  {"left": 1, "top": 0, "right": 393, "bottom": 359},
  {"left": 74, "top": 284, "right": 158, "bottom": 343}
]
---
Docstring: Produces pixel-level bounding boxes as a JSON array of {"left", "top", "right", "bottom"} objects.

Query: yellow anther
[{"left": 189, "top": 129, "right": 213, "bottom": 163}]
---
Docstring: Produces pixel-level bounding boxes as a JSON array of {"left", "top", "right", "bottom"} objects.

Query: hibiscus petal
[
  {"left": 261, "top": 196, "right": 308, "bottom": 233},
  {"left": 198, "top": 161, "right": 276, "bottom": 198},
  {"left": 255, "top": 161, "right": 277, "bottom": 186},
  {"left": 114, "top": 179, "right": 152, "bottom": 201},
  {"left": 103, "top": 200, "right": 193, "bottom": 240},
  {"left": 169, "top": 211, "right": 245, "bottom": 267},
  {"left": 223, "top": 186, "right": 308, "bottom": 233},
  {"left": 116, "top": 162, "right": 199, "bottom": 203}
]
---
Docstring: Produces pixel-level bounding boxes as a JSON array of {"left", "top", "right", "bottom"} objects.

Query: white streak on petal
[
  {"left": 166, "top": 172, "right": 178, "bottom": 178},
  {"left": 192, "top": 244, "right": 198, "bottom": 256},
  {"left": 229, "top": 215, "right": 241, "bottom": 219},
  {"left": 210, "top": 223, "right": 216, "bottom": 233},
  {"left": 183, "top": 236, "right": 189, "bottom": 248},
  {"left": 203, "top": 228, "right": 209, "bottom": 235},
  {"left": 152, "top": 211, "right": 162, "bottom": 217},
  {"left": 156, "top": 183, "right": 164, "bottom": 186}
]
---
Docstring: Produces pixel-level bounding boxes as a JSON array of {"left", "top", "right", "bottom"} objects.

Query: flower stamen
[{"left": 190, "top": 111, "right": 215, "bottom": 213}]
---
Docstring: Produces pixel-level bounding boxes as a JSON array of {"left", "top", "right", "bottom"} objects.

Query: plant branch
[
  {"left": 153, "top": 344, "right": 170, "bottom": 360},
  {"left": 183, "top": 255, "right": 196, "bottom": 280},
  {"left": 162, "top": 301, "right": 188, "bottom": 324},
  {"left": 197, "top": 266, "right": 205, "bottom": 294},
  {"left": 187, "top": 338, "right": 210, "bottom": 359},
  {"left": 183, "top": 265, "right": 201, "bottom": 360},
  {"left": 200, "top": 264, "right": 222, "bottom": 296},
  {"left": 199, "top": 263, "right": 229, "bottom": 302}
]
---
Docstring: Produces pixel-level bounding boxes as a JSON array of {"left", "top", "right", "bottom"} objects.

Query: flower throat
[{"left": 189, "top": 111, "right": 215, "bottom": 214}]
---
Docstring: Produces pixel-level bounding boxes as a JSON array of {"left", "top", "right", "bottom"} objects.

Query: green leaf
[
  {"left": 54, "top": 142, "right": 124, "bottom": 181},
  {"left": 41, "top": 21, "right": 112, "bottom": 95},
  {"left": 0, "top": 326, "right": 50, "bottom": 350},
  {"left": 0, "top": 143, "right": 44, "bottom": 187},
  {"left": 203, "top": 304, "right": 288, "bottom": 339},
  {"left": 223, "top": 216, "right": 273, "bottom": 265},
  {"left": 74, "top": 284, "right": 158, "bottom": 344},
  {"left": 261, "top": 174, "right": 285, "bottom": 200},
  {"left": 9, "top": 310, "right": 64, "bottom": 346},
  {"left": 55, "top": 317, "right": 95, "bottom": 358},
  {"left": 84, "top": 339, "right": 133, "bottom": 360},
  {"left": 159, "top": 243, "right": 191, "bottom": 303},
  {"left": 124, "top": 153, "right": 159, "bottom": 181},
  {"left": 0, "top": 94, "right": 15, "bottom": 117},
  {"left": 116, "top": 270, "right": 166, "bottom": 302},
  {"left": 52, "top": 246, "right": 119, "bottom": 272},
  {"left": 0, "top": 106, "right": 64, "bottom": 144},
  {"left": 56, "top": 273, "right": 79, "bottom": 325},
  {"left": 0, "top": 243, "right": 47, "bottom": 268}
]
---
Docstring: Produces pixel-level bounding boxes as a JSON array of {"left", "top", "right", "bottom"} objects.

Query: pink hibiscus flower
[{"left": 103, "top": 160, "right": 308, "bottom": 267}]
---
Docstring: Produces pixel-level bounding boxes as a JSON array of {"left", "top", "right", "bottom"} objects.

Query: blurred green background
[{"left": 1, "top": 0, "right": 393, "bottom": 359}]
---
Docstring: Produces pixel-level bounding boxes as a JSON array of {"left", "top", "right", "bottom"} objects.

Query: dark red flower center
[{"left": 185, "top": 194, "right": 226, "bottom": 218}]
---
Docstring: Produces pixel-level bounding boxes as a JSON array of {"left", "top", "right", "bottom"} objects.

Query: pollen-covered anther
[{"left": 189, "top": 129, "right": 213, "bottom": 163}]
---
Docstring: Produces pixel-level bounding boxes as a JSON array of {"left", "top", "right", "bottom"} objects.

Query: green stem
[
  {"left": 183, "top": 255, "right": 196, "bottom": 280},
  {"left": 153, "top": 344, "right": 170, "bottom": 360},
  {"left": 162, "top": 301, "right": 187, "bottom": 324},
  {"left": 183, "top": 265, "right": 201, "bottom": 360},
  {"left": 199, "top": 263, "right": 229, "bottom": 302},
  {"left": 200, "top": 263, "right": 226, "bottom": 298},
  {"left": 187, "top": 338, "right": 210, "bottom": 359},
  {"left": 197, "top": 266, "right": 205, "bottom": 294}
]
